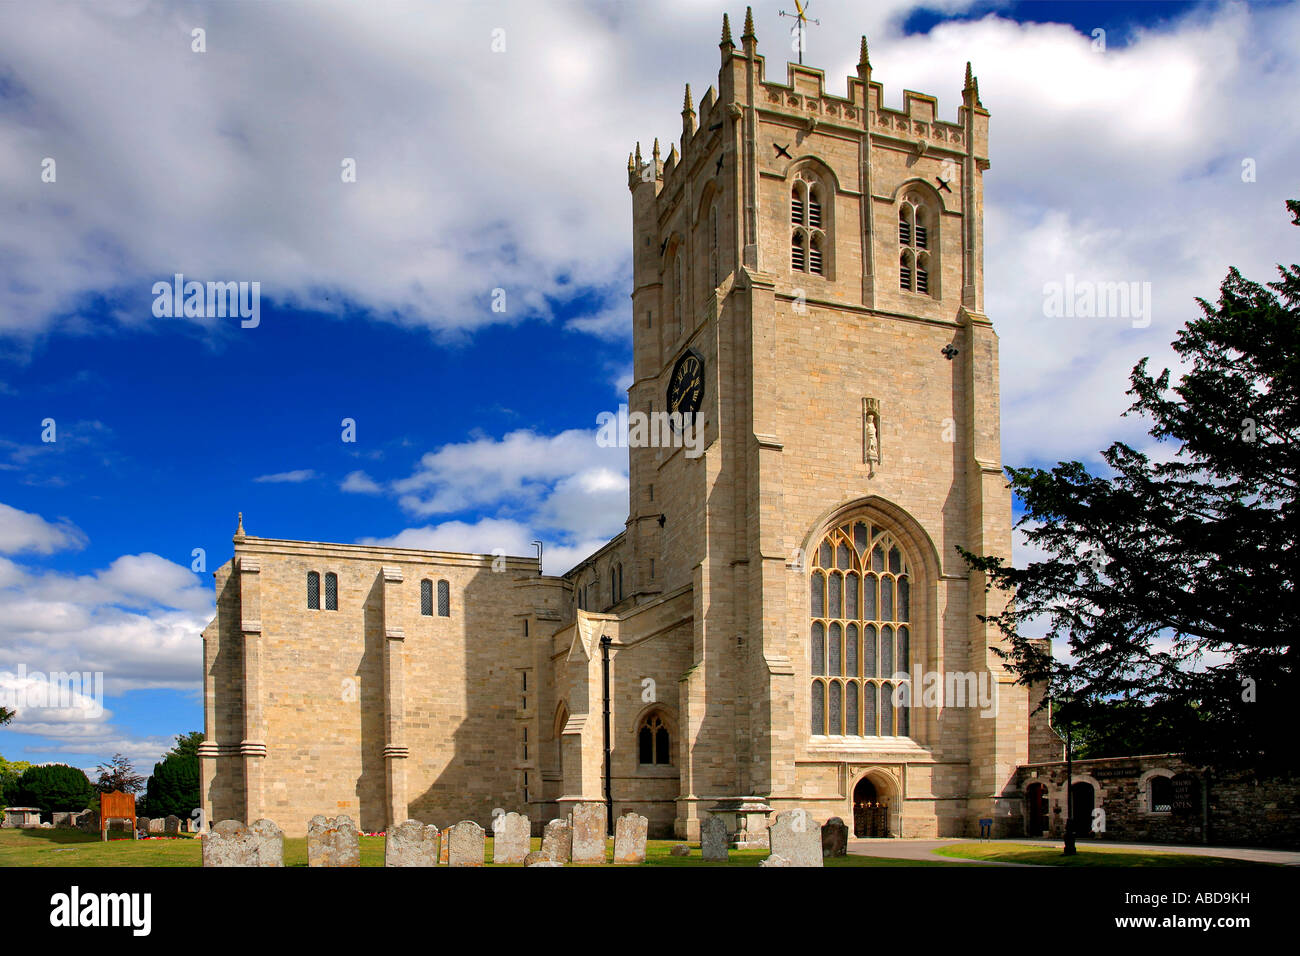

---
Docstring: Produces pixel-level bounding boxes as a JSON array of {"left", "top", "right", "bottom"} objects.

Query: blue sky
[{"left": 0, "top": 0, "right": 1296, "bottom": 777}]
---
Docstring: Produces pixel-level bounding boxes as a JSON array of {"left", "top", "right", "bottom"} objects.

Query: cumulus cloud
[
  {"left": 0, "top": 501, "right": 87, "bottom": 554},
  {"left": 340, "top": 470, "right": 384, "bottom": 494}
]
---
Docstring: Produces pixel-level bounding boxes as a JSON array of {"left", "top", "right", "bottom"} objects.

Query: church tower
[{"left": 610, "top": 8, "right": 1023, "bottom": 838}]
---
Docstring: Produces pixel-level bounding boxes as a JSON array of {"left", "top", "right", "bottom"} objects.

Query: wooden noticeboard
[{"left": 99, "top": 791, "right": 136, "bottom": 840}]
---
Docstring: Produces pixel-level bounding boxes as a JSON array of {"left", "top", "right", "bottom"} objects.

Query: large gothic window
[{"left": 810, "top": 520, "right": 912, "bottom": 737}]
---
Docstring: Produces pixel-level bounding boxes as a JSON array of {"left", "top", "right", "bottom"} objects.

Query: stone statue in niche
[{"left": 863, "top": 398, "right": 881, "bottom": 476}]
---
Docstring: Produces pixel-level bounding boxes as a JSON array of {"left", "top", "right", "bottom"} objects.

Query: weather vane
[{"left": 779, "top": 0, "right": 820, "bottom": 65}]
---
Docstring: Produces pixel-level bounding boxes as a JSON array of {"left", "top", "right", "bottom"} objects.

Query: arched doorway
[
  {"left": 1070, "top": 782, "right": 1095, "bottom": 839},
  {"left": 852, "top": 776, "right": 890, "bottom": 837},
  {"left": 1026, "top": 782, "right": 1048, "bottom": 836}
]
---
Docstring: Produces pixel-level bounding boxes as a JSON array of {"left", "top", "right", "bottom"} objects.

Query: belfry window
[
  {"left": 638, "top": 712, "right": 672, "bottom": 765},
  {"left": 810, "top": 520, "right": 912, "bottom": 737},
  {"left": 898, "top": 194, "right": 933, "bottom": 295},
  {"left": 790, "top": 175, "right": 828, "bottom": 276}
]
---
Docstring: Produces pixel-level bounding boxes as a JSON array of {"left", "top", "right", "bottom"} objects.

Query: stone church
[{"left": 200, "top": 11, "right": 1051, "bottom": 840}]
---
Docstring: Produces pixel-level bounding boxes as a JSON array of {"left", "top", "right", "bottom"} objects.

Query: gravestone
[
  {"left": 669, "top": 843, "right": 691, "bottom": 857},
  {"left": 768, "top": 809, "right": 823, "bottom": 867},
  {"left": 570, "top": 802, "right": 606, "bottom": 864},
  {"left": 613, "top": 813, "right": 648, "bottom": 864},
  {"left": 307, "top": 814, "right": 360, "bottom": 867},
  {"left": 528, "top": 861, "right": 564, "bottom": 867},
  {"left": 539, "top": 818, "right": 571, "bottom": 862},
  {"left": 760, "top": 854, "right": 792, "bottom": 867},
  {"left": 149, "top": 817, "right": 165, "bottom": 834},
  {"left": 439, "top": 827, "right": 450, "bottom": 863},
  {"left": 492, "top": 811, "right": 530, "bottom": 864},
  {"left": 134, "top": 816, "right": 149, "bottom": 833},
  {"left": 446, "top": 820, "right": 485, "bottom": 866},
  {"left": 701, "top": 815, "right": 729, "bottom": 862},
  {"left": 821, "top": 817, "right": 849, "bottom": 857},
  {"left": 385, "top": 819, "right": 440, "bottom": 867},
  {"left": 202, "top": 818, "right": 283, "bottom": 867},
  {"left": 51, "top": 811, "right": 72, "bottom": 828},
  {"left": 165, "top": 815, "right": 182, "bottom": 836},
  {"left": 76, "top": 810, "right": 99, "bottom": 833}
]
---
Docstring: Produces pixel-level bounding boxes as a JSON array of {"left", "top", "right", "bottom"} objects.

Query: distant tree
[
  {"left": 143, "top": 753, "right": 199, "bottom": 819},
  {"left": 17, "top": 764, "right": 94, "bottom": 814},
  {"left": 0, "top": 755, "right": 33, "bottom": 806},
  {"left": 94, "top": 753, "right": 145, "bottom": 795},
  {"left": 167, "top": 731, "right": 204, "bottom": 760},
  {"left": 961, "top": 199, "right": 1299, "bottom": 776},
  {"left": 0, "top": 707, "right": 13, "bottom": 725}
]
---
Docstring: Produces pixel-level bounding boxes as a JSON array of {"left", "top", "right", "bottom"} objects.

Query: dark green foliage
[
  {"left": 143, "top": 753, "right": 199, "bottom": 819},
  {"left": 16, "top": 764, "right": 94, "bottom": 814},
  {"left": 961, "top": 200, "right": 1299, "bottom": 775}
]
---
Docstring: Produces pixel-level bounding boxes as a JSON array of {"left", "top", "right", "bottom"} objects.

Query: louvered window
[
  {"left": 809, "top": 236, "right": 823, "bottom": 276},
  {"left": 791, "top": 232, "right": 806, "bottom": 271},
  {"left": 900, "top": 252, "right": 913, "bottom": 291},
  {"left": 807, "top": 187, "right": 821, "bottom": 228}
]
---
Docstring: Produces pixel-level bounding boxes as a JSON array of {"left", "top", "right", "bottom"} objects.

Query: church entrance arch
[{"left": 852, "top": 772, "right": 895, "bottom": 838}]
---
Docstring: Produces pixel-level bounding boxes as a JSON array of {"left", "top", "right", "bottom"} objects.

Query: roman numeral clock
[{"left": 666, "top": 349, "right": 704, "bottom": 428}]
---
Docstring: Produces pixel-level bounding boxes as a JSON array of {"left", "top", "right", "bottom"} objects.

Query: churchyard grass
[
  {"left": 2, "top": 830, "right": 957, "bottom": 866},
  {"left": 936, "top": 842, "right": 1272, "bottom": 867}
]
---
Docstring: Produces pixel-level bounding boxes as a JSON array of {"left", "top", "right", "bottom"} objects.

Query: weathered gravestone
[
  {"left": 76, "top": 810, "right": 99, "bottom": 833},
  {"left": 570, "top": 802, "right": 606, "bottom": 864},
  {"left": 165, "top": 815, "right": 182, "bottom": 836},
  {"left": 760, "top": 854, "right": 792, "bottom": 867},
  {"left": 613, "top": 812, "right": 648, "bottom": 864},
  {"left": 822, "top": 817, "right": 849, "bottom": 857},
  {"left": 307, "top": 814, "right": 360, "bottom": 867},
  {"left": 768, "top": 809, "right": 823, "bottom": 867},
  {"left": 385, "top": 819, "right": 440, "bottom": 867},
  {"left": 202, "top": 818, "right": 284, "bottom": 867},
  {"left": 51, "top": 811, "right": 73, "bottom": 828},
  {"left": 539, "top": 818, "right": 572, "bottom": 862},
  {"left": 439, "top": 827, "right": 450, "bottom": 863},
  {"left": 492, "top": 811, "right": 530, "bottom": 865},
  {"left": 701, "top": 815, "right": 729, "bottom": 862},
  {"left": 134, "top": 816, "right": 149, "bottom": 834},
  {"left": 446, "top": 820, "right": 485, "bottom": 866},
  {"left": 148, "top": 817, "right": 165, "bottom": 834},
  {"left": 669, "top": 843, "right": 691, "bottom": 857}
]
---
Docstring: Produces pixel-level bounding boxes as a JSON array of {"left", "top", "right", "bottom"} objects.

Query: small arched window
[
  {"left": 420, "top": 579, "right": 433, "bottom": 616},
  {"left": 1149, "top": 775, "right": 1173, "bottom": 813},
  {"left": 898, "top": 193, "right": 934, "bottom": 295},
  {"left": 790, "top": 174, "right": 829, "bottom": 276},
  {"left": 437, "top": 579, "right": 450, "bottom": 617},
  {"left": 324, "top": 572, "right": 338, "bottom": 611},
  {"left": 638, "top": 712, "right": 671, "bottom": 765},
  {"left": 673, "top": 254, "right": 684, "bottom": 335},
  {"left": 307, "top": 571, "right": 320, "bottom": 610},
  {"left": 709, "top": 205, "right": 720, "bottom": 287}
]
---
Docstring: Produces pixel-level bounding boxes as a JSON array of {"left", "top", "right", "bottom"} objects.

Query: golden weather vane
[{"left": 779, "top": 0, "right": 820, "bottom": 65}]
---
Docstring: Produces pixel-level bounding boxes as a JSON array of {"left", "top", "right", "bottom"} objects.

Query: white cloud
[
  {"left": 253, "top": 469, "right": 316, "bottom": 484},
  {"left": 359, "top": 517, "right": 608, "bottom": 576},
  {"left": 0, "top": 502, "right": 87, "bottom": 555},
  {"left": 340, "top": 470, "right": 383, "bottom": 494}
]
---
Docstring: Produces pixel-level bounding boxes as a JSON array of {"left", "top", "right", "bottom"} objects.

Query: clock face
[{"left": 667, "top": 350, "right": 705, "bottom": 426}]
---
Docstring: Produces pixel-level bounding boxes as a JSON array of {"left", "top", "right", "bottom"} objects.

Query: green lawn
[
  {"left": 0, "top": 829, "right": 951, "bottom": 867},
  {"left": 935, "top": 841, "right": 1269, "bottom": 867}
]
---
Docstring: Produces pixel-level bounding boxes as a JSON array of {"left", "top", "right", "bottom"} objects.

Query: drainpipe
[
  {"left": 600, "top": 633, "right": 614, "bottom": 836},
  {"left": 1064, "top": 727, "right": 1076, "bottom": 855}
]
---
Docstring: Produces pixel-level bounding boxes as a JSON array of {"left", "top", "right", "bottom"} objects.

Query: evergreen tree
[
  {"left": 962, "top": 200, "right": 1299, "bottom": 775},
  {"left": 17, "top": 764, "right": 94, "bottom": 814}
]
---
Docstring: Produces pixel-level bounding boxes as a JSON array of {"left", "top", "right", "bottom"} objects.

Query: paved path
[
  {"left": 846, "top": 837, "right": 1300, "bottom": 866},
  {"left": 846, "top": 838, "right": 1034, "bottom": 865}
]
